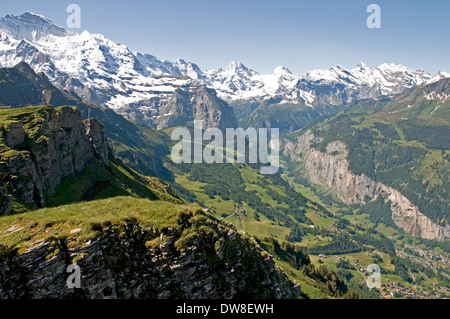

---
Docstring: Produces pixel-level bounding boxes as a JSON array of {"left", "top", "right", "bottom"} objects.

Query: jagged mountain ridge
[
  {"left": 0, "top": 13, "right": 237, "bottom": 130},
  {"left": 0, "top": 12, "right": 448, "bottom": 128},
  {"left": 206, "top": 61, "right": 449, "bottom": 106}
]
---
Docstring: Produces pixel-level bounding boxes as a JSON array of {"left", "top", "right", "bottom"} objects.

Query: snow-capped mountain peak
[
  {"left": 377, "top": 62, "right": 411, "bottom": 73},
  {"left": 173, "top": 59, "right": 204, "bottom": 79},
  {"left": 356, "top": 62, "right": 368, "bottom": 69},
  {"left": 226, "top": 60, "right": 246, "bottom": 71},
  {"left": 304, "top": 66, "right": 343, "bottom": 83},
  {"left": 0, "top": 12, "right": 449, "bottom": 124},
  {"left": 221, "top": 61, "right": 256, "bottom": 77},
  {"left": 272, "top": 66, "right": 293, "bottom": 75},
  {"left": 438, "top": 71, "right": 450, "bottom": 78},
  {"left": 0, "top": 12, "right": 75, "bottom": 42},
  {"left": 202, "top": 60, "right": 448, "bottom": 104}
]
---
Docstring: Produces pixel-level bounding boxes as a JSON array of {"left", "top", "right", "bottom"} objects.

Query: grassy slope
[
  {"left": 45, "top": 157, "right": 183, "bottom": 208},
  {"left": 0, "top": 197, "right": 197, "bottom": 253},
  {"left": 0, "top": 196, "right": 345, "bottom": 299}
]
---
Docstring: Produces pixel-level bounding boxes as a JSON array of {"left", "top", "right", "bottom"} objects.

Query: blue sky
[{"left": 1, "top": 0, "right": 449, "bottom": 75}]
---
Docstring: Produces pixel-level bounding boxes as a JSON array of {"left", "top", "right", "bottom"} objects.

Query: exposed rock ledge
[
  {"left": 0, "top": 209, "right": 301, "bottom": 299},
  {"left": 284, "top": 130, "right": 450, "bottom": 241}
]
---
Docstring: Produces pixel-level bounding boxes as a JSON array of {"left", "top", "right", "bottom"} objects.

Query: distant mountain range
[{"left": 1, "top": 12, "right": 449, "bottom": 128}]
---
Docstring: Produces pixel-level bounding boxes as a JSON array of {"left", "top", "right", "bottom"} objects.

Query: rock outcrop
[
  {"left": 0, "top": 208, "right": 301, "bottom": 299},
  {"left": 284, "top": 131, "right": 450, "bottom": 241},
  {"left": 118, "top": 85, "right": 239, "bottom": 130},
  {"left": 3, "top": 121, "right": 25, "bottom": 148},
  {"left": 84, "top": 118, "right": 111, "bottom": 168},
  {"left": 0, "top": 189, "right": 11, "bottom": 215},
  {"left": 0, "top": 106, "right": 112, "bottom": 215}
]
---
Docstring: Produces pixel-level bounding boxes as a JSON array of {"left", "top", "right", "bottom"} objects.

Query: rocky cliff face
[
  {"left": 0, "top": 106, "right": 112, "bottom": 215},
  {"left": 84, "top": 118, "right": 111, "bottom": 168},
  {"left": 0, "top": 189, "right": 11, "bottom": 215},
  {"left": 0, "top": 208, "right": 301, "bottom": 299},
  {"left": 284, "top": 131, "right": 450, "bottom": 241},
  {"left": 118, "top": 85, "right": 239, "bottom": 130}
]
